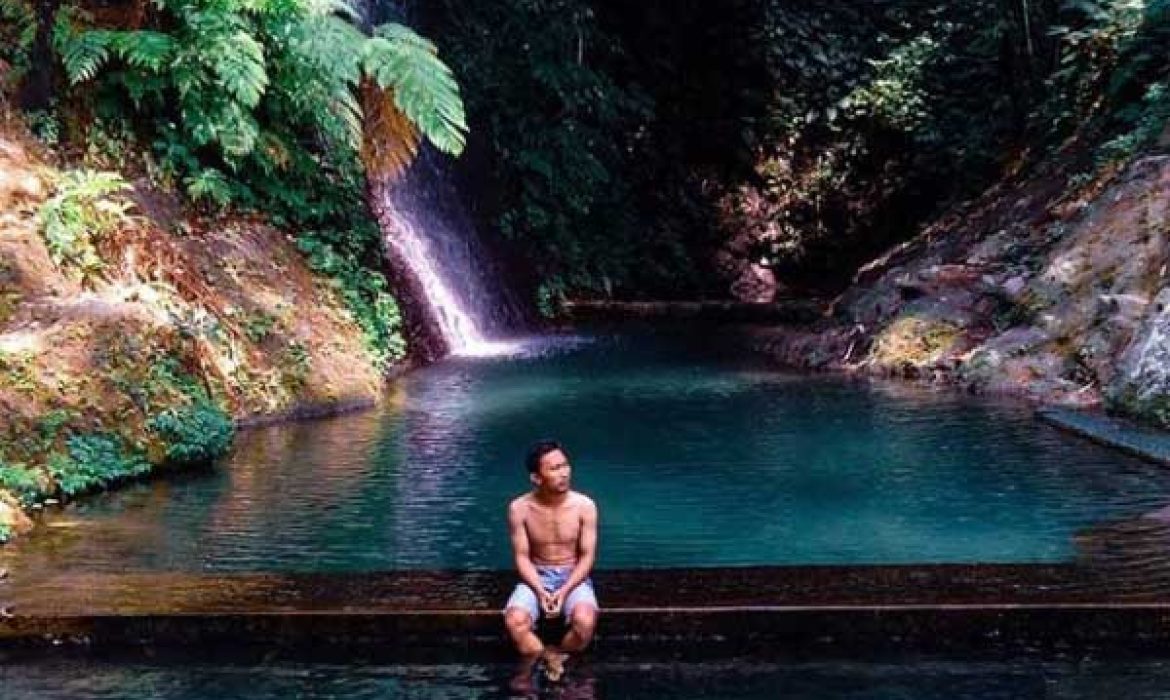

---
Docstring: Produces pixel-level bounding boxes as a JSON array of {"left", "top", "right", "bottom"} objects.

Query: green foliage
[
  {"left": 48, "top": 433, "right": 151, "bottom": 497},
  {"left": 365, "top": 24, "right": 467, "bottom": 155},
  {"left": 240, "top": 310, "right": 277, "bottom": 343},
  {"left": 1040, "top": 0, "right": 1170, "bottom": 162},
  {"left": 431, "top": 0, "right": 661, "bottom": 300},
  {"left": 842, "top": 34, "right": 939, "bottom": 133},
  {"left": 719, "top": 1, "right": 1034, "bottom": 283},
  {"left": 39, "top": 0, "right": 463, "bottom": 362},
  {"left": 146, "top": 401, "right": 234, "bottom": 465},
  {"left": 1098, "top": 80, "right": 1170, "bottom": 163},
  {"left": 37, "top": 169, "right": 135, "bottom": 284},
  {"left": 140, "top": 353, "right": 234, "bottom": 464},
  {"left": 296, "top": 230, "right": 406, "bottom": 369},
  {"left": 0, "top": 0, "right": 36, "bottom": 93},
  {"left": 24, "top": 107, "right": 62, "bottom": 147},
  {"left": 184, "top": 168, "right": 233, "bottom": 208},
  {"left": 0, "top": 460, "right": 43, "bottom": 506},
  {"left": 50, "top": 0, "right": 466, "bottom": 176}
]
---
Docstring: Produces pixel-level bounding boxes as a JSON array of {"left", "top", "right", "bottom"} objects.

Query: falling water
[{"left": 374, "top": 152, "right": 526, "bottom": 358}]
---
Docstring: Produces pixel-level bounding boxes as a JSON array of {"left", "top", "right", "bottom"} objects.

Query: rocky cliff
[{"left": 758, "top": 151, "right": 1170, "bottom": 425}]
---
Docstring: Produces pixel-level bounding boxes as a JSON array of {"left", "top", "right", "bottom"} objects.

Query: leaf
[
  {"left": 360, "top": 80, "right": 421, "bottom": 182},
  {"left": 364, "top": 23, "right": 468, "bottom": 155}
]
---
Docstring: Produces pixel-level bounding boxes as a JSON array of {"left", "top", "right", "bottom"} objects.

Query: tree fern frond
[
  {"left": 295, "top": 14, "right": 365, "bottom": 86},
  {"left": 372, "top": 23, "right": 438, "bottom": 52},
  {"left": 304, "top": 0, "right": 361, "bottom": 23},
  {"left": 363, "top": 23, "right": 467, "bottom": 155},
  {"left": 333, "top": 84, "right": 365, "bottom": 148},
  {"left": 53, "top": 12, "right": 115, "bottom": 85},
  {"left": 214, "top": 29, "right": 268, "bottom": 108},
  {"left": 215, "top": 101, "right": 261, "bottom": 157},
  {"left": 184, "top": 168, "right": 233, "bottom": 207},
  {"left": 110, "top": 31, "right": 175, "bottom": 72},
  {"left": 361, "top": 80, "right": 421, "bottom": 183}
]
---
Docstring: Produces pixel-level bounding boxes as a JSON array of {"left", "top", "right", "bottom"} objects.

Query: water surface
[
  {"left": 3, "top": 655, "right": 1170, "bottom": 699},
  {"left": 3, "top": 329, "right": 1167, "bottom": 574}
]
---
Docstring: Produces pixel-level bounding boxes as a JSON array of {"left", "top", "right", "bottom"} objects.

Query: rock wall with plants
[{"left": 0, "top": 107, "right": 395, "bottom": 541}]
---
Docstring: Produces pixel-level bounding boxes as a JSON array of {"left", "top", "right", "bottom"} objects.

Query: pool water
[
  {"left": 3, "top": 329, "right": 1167, "bottom": 574},
  {"left": 3, "top": 655, "right": 1170, "bottom": 699}
]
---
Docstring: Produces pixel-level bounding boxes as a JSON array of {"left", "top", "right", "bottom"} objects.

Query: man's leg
[
  {"left": 503, "top": 584, "right": 544, "bottom": 656},
  {"left": 504, "top": 607, "right": 544, "bottom": 656},
  {"left": 559, "top": 582, "right": 599, "bottom": 652},
  {"left": 559, "top": 603, "right": 598, "bottom": 652}
]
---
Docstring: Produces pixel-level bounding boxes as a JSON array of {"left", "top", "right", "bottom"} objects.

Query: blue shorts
[{"left": 503, "top": 565, "right": 599, "bottom": 626}]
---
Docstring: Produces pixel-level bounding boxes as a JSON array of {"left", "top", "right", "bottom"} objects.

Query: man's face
[{"left": 532, "top": 448, "right": 571, "bottom": 493}]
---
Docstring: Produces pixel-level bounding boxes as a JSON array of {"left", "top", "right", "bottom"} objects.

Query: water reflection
[
  {"left": 9, "top": 655, "right": 1170, "bottom": 699},
  {"left": 1075, "top": 501, "right": 1170, "bottom": 596}
]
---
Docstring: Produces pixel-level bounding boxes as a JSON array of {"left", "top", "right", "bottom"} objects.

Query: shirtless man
[{"left": 503, "top": 440, "right": 599, "bottom": 674}]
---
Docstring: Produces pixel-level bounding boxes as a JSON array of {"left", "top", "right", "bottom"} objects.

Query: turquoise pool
[{"left": 3, "top": 329, "right": 1166, "bottom": 574}]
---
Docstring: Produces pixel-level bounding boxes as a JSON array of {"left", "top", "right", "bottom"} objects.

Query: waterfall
[{"left": 373, "top": 152, "right": 525, "bottom": 358}]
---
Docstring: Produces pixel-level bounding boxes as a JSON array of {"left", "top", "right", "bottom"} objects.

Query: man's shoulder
[
  {"left": 570, "top": 491, "right": 597, "bottom": 512},
  {"left": 508, "top": 493, "right": 533, "bottom": 513}
]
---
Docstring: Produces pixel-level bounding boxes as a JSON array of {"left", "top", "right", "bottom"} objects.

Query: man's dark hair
[{"left": 526, "top": 440, "right": 566, "bottom": 474}]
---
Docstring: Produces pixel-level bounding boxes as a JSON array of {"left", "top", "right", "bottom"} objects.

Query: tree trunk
[{"left": 18, "top": 0, "right": 60, "bottom": 110}]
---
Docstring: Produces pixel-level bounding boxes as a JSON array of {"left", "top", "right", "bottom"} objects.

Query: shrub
[
  {"left": 48, "top": 433, "right": 151, "bottom": 497},
  {"left": 0, "top": 460, "right": 42, "bottom": 506},
  {"left": 37, "top": 169, "right": 135, "bottom": 285},
  {"left": 146, "top": 401, "right": 234, "bottom": 465}
]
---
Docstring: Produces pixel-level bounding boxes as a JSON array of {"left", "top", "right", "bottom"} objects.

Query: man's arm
[
  {"left": 554, "top": 498, "right": 598, "bottom": 603},
  {"left": 509, "top": 500, "right": 547, "bottom": 599}
]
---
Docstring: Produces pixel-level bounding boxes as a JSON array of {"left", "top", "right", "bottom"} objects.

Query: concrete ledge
[
  {"left": 1037, "top": 408, "right": 1170, "bottom": 465},
  {"left": 561, "top": 300, "right": 823, "bottom": 324},
  {"left": 3, "top": 564, "right": 1167, "bottom": 655}
]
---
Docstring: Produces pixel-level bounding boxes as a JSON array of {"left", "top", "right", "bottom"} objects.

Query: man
[{"left": 503, "top": 440, "right": 599, "bottom": 678}]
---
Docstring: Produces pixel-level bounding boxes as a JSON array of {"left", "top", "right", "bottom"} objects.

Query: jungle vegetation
[{"left": 1, "top": 0, "right": 1167, "bottom": 306}]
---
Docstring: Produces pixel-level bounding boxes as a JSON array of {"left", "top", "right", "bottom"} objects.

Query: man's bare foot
[
  {"left": 509, "top": 658, "right": 538, "bottom": 697},
  {"left": 542, "top": 649, "right": 568, "bottom": 682}
]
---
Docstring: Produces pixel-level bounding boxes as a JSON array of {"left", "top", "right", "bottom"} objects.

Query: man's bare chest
[{"left": 524, "top": 507, "right": 581, "bottom": 545}]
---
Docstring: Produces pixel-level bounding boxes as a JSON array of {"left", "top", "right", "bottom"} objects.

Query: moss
[
  {"left": 870, "top": 316, "right": 961, "bottom": 368},
  {"left": 1107, "top": 383, "right": 1170, "bottom": 430}
]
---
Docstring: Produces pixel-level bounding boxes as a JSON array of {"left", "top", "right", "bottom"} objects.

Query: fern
[
  {"left": 53, "top": 11, "right": 114, "bottom": 85},
  {"left": 184, "top": 167, "right": 234, "bottom": 207},
  {"left": 38, "top": 170, "right": 135, "bottom": 285},
  {"left": 365, "top": 23, "right": 468, "bottom": 156},
  {"left": 110, "top": 31, "right": 176, "bottom": 72},
  {"left": 361, "top": 81, "right": 421, "bottom": 181},
  {"left": 215, "top": 29, "right": 269, "bottom": 108},
  {"left": 44, "top": 0, "right": 467, "bottom": 198}
]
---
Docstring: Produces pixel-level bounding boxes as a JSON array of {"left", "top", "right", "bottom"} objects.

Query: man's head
[{"left": 526, "top": 439, "right": 571, "bottom": 494}]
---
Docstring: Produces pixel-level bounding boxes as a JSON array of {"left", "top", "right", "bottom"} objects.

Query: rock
[
  {"left": 0, "top": 492, "right": 33, "bottom": 539},
  {"left": 1108, "top": 287, "right": 1170, "bottom": 426},
  {"left": 729, "top": 263, "right": 777, "bottom": 303},
  {"left": 1002, "top": 275, "right": 1028, "bottom": 299}
]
